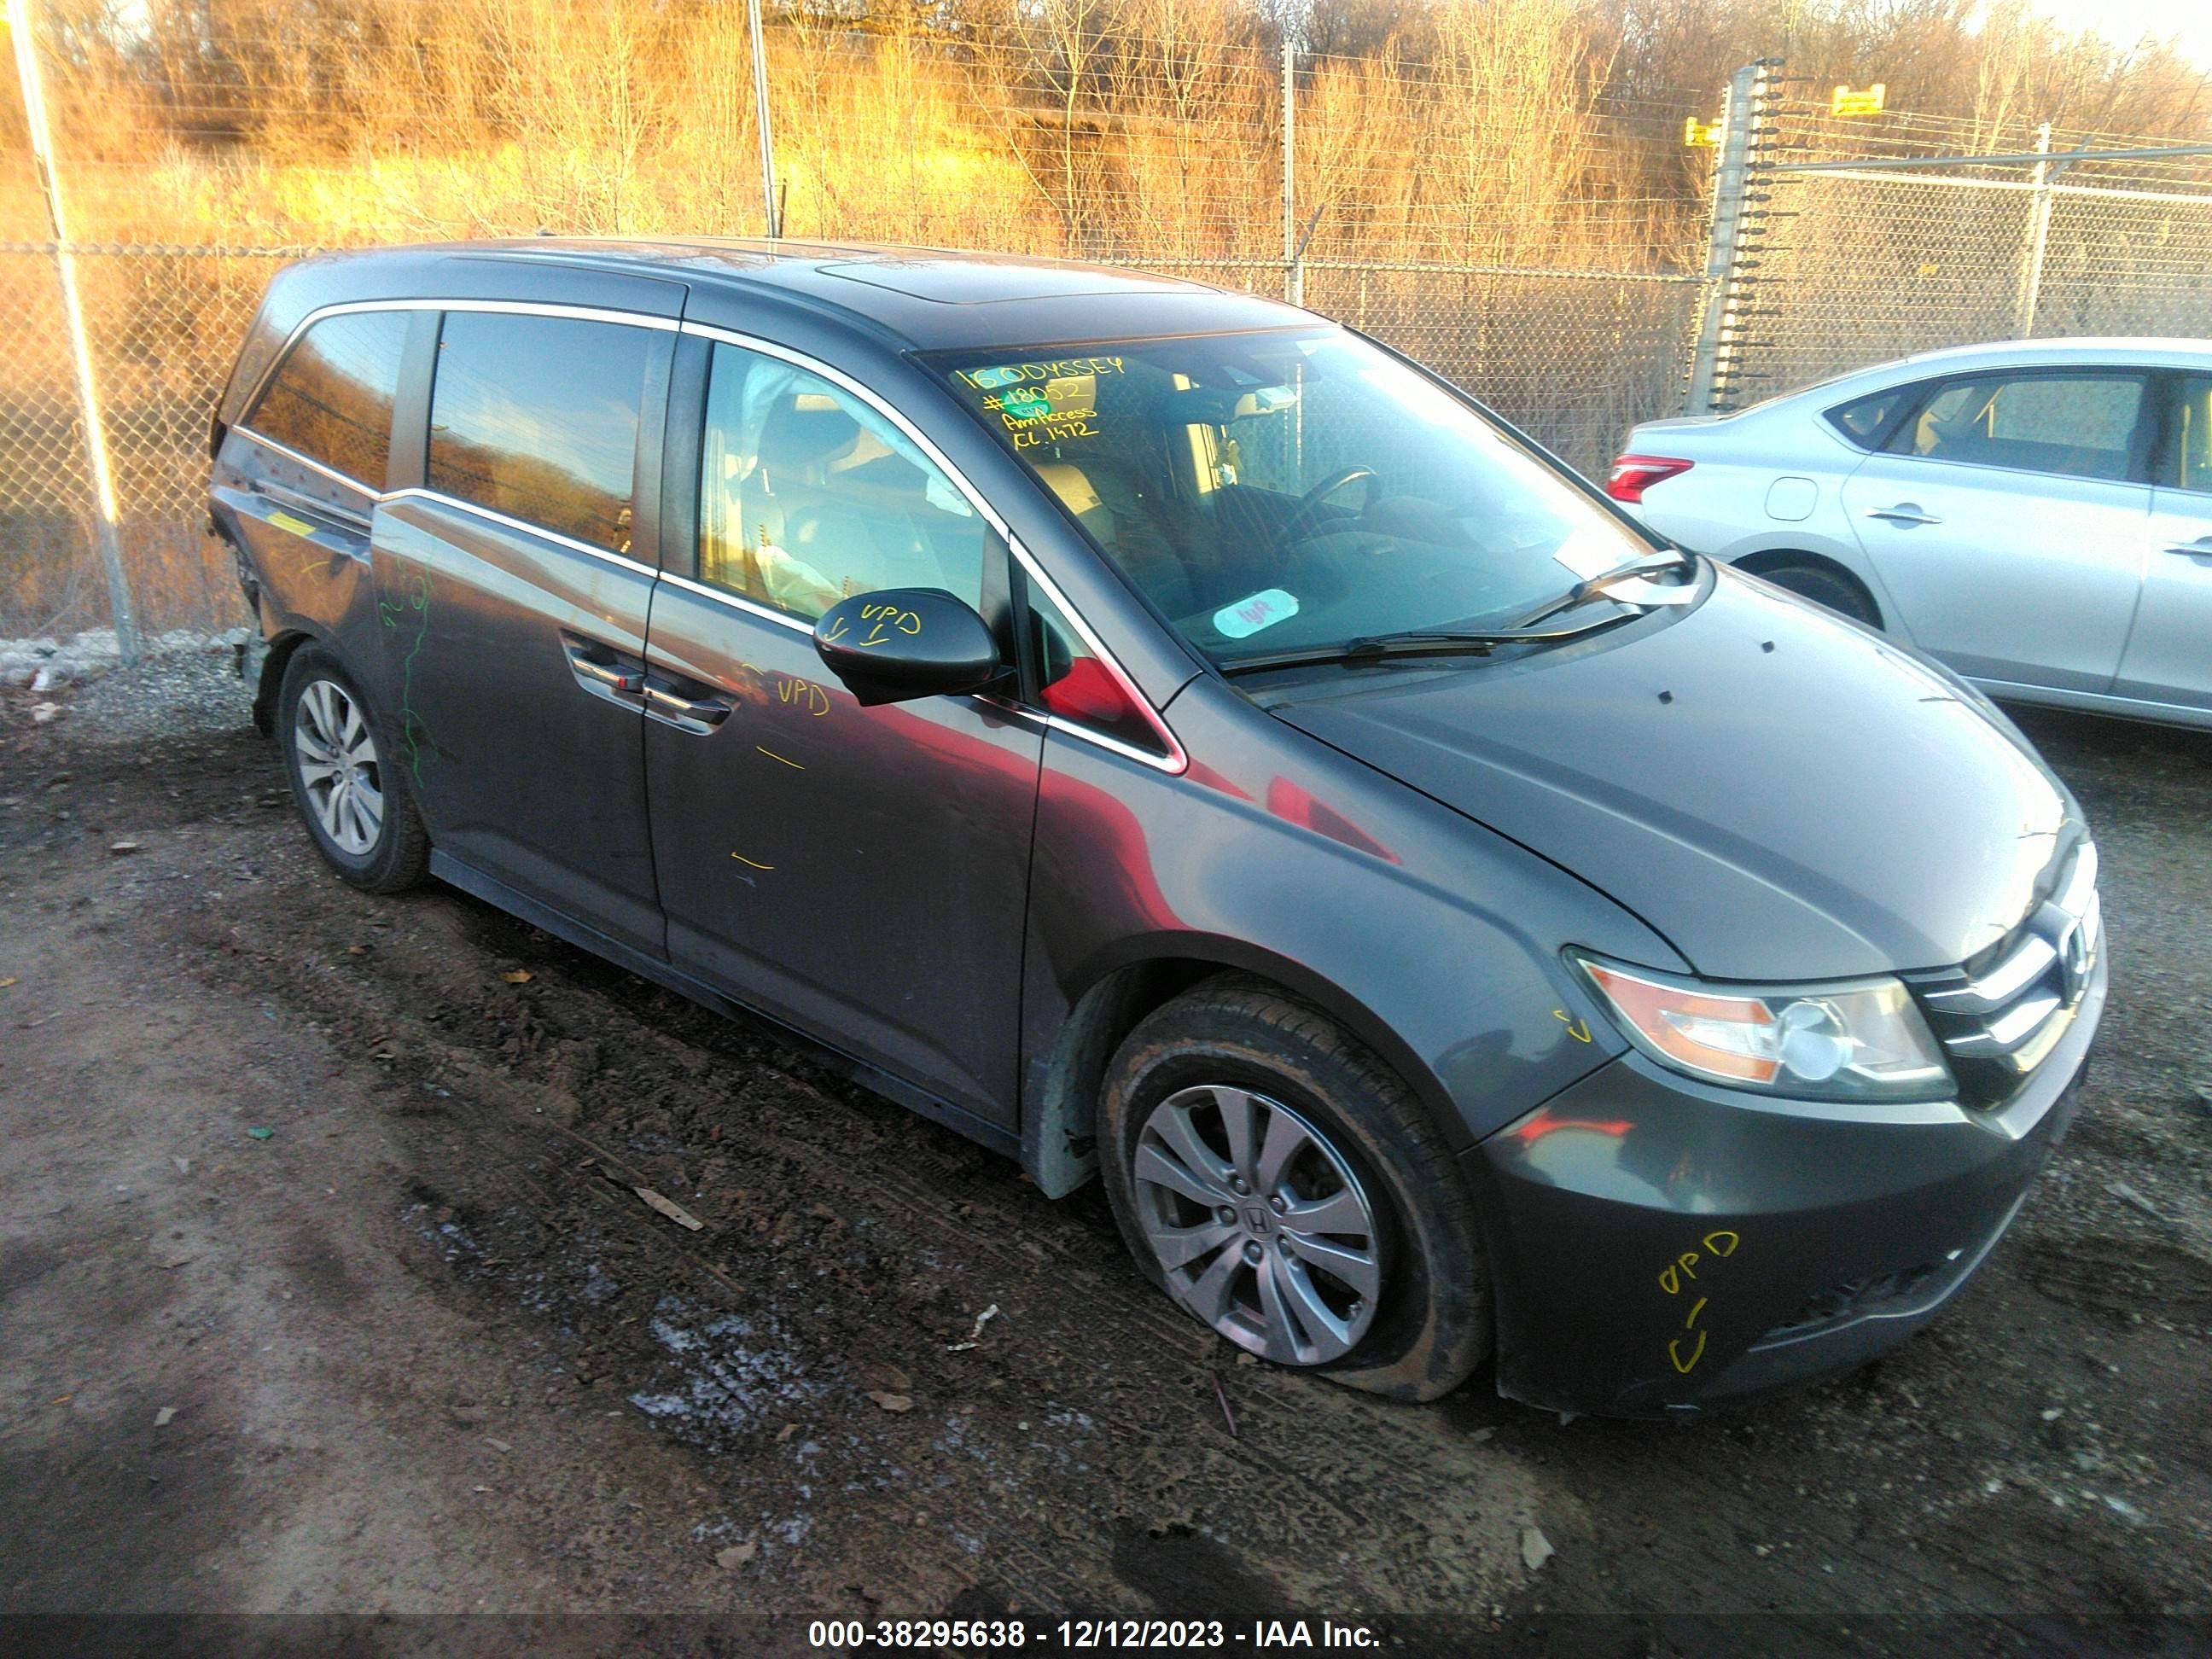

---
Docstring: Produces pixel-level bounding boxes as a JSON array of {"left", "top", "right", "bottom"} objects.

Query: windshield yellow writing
[{"left": 956, "top": 357, "right": 1124, "bottom": 390}]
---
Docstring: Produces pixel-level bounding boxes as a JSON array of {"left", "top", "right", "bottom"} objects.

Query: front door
[
  {"left": 2115, "top": 374, "right": 2212, "bottom": 713},
  {"left": 643, "top": 333, "right": 1043, "bottom": 1126},
  {"left": 1838, "top": 368, "right": 2153, "bottom": 692},
  {"left": 375, "top": 298, "right": 678, "bottom": 954}
]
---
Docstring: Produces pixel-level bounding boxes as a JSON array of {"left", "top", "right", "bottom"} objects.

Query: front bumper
[{"left": 1464, "top": 954, "right": 2103, "bottom": 1417}]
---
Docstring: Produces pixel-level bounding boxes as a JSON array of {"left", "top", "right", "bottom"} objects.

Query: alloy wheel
[
  {"left": 294, "top": 678, "right": 385, "bottom": 857},
  {"left": 1131, "top": 1085, "right": 1383, "bottom": 1365}
]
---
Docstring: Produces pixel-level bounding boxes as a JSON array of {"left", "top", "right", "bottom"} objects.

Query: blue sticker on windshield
[{"left": 1214, "top": 588, "right": 1300, "bottom": 639}]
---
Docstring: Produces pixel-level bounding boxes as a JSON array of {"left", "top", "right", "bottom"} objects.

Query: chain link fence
[
  {"left": 7, "top": 15, "right": 2212, "bottom": 643},
  {"left": 1, "top": 245, "right": 304, "bottom": 639},
  {"left": 2, "top": 8, "right": 1718, "bottom": 641},
  {"left": 1713, "top": 96, "right": 2212, "bottom": 405},
  {"left": 0, "top": 238, "right": 1705, "bottom": 640}
]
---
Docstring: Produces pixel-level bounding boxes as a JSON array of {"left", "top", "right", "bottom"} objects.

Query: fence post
[
  {"left": 1685, "top": 62, "right": 1773, "bottom": 416},
  {"left": 2014, "top": 121, "right": 2053, "bottom": 338},
  {"left": 8, "top": 0, "right": 140, "bottom": 661},
  {"left": 1280, "top": 22, "right": 1298, "bottom": 306},
  {"left": 747, "top": 0, "right": 780, "bottom": 237}
]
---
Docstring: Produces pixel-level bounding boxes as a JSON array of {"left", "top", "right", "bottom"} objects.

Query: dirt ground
[{"left": 3, "top": 653, "right": 2209, "bottom": 1656}]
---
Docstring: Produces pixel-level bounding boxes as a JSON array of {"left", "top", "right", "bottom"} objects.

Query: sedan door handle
[
  {"left": 2162, "top": 537, "right": 2212, "bottom": 557},
  {"left": 1866, "top": 504, "right": 1942, "bottom": 527}
]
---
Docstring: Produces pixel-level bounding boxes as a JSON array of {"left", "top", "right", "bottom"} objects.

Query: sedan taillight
[{"left": 1606, "top": 454, "right": 1695, "bottom": 504}]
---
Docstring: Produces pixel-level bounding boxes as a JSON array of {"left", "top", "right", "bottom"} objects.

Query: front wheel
[
  {"left": 279, "top": 643, "right": 430, "bottom": 893},
  {"left": 1098, "top": 975, "right": 1492, "bottom": 1400}
]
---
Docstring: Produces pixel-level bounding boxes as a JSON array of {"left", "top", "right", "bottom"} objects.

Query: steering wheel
[{"left": 1276, "top": 466, "right": 1383, "bottom": 546}]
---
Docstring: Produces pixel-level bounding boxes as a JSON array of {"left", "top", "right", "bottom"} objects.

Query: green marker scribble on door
[{"left": 386, "top": 570, "right": 434, "bottom": 786}]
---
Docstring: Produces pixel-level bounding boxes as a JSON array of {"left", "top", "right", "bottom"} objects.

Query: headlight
[{"left": 1568, "top": 952, "right": 1953, "bottom": 1103}]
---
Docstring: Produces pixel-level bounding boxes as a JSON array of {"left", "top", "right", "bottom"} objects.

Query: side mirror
[{"left": 812, "top": 587, "right": 1004, "bottom": 708}]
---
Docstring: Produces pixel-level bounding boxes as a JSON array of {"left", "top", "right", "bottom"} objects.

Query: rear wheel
[
  {"left": 1098, "top": 975, "right": 1492, "bottom": 1401},
  {"left": 1746, "top": 556, "right": 1880, "bottom": 627},
  {"left": 279, "top": 644, "right": 429, "bottom": 893}
]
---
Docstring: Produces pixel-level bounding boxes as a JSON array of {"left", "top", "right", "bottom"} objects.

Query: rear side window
[
  {"left": 428, "top": 312, "right": 653, "bottom": 553},
  {"left": 1824, "top": 386, "right": 1912, "bottom": 449},
  {"left": 1884, "top": 372, "right": 2149, "bottom": 482},
  {"left": 246, "top": 310, "right": 409, "bottom": 488}
]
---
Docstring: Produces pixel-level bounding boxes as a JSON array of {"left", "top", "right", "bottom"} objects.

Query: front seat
[{"left": 748, "top": 401, "right": 976, "bottom": 608}]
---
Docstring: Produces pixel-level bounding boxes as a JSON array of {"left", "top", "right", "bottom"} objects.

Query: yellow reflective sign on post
[
  {"left": 1831, "top": 83, "right": 1886, "bottom": 117},
  {"left": 1684, "top": 116, "right": 1724, "bottom": 148}
]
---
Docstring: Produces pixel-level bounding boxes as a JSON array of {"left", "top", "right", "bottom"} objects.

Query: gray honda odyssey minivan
[{"left": 209, "top": 239, "right": 2103, "bottom": 1417}]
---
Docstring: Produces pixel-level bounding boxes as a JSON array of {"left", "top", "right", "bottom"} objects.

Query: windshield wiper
[
  {"left": 1511, "top": 550, "right": 1697, "bottom": 629},
  {"left": 1219, "top": 609, "right": 1639, "bottom": 676}
]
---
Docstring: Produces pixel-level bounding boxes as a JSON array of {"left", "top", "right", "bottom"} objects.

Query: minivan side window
[
  {"left": 1883, "top": 372, "right": 2149, "bottom": 482},
  {"left": 697, "top": 341, "right": 988, "bottom": 621},
  {"left": 245, "top": 310, "right": 410, "bottom": 488},
  {"left": 428, "top": 311, "right": 654, "bottom": 553}
]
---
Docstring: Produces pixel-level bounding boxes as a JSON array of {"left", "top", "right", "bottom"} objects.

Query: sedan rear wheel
[{"left": 1750, "top": 556, "right": 1880, "bottom": 627}]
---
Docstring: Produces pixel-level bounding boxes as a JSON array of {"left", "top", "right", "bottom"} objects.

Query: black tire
[
  {"left": 1747, "top": 556, "right": 1880, "bottom": 627},
  {"left": 277, "top": 643, "right": 430, "bottom": 894},
  {"left": 1097, "top": 974, "right": 1491, "bottom": 1401}
]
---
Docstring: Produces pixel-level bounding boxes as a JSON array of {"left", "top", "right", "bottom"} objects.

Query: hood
[{"left": 1272, "top": 567, "right": 2076, "bottom": 981}]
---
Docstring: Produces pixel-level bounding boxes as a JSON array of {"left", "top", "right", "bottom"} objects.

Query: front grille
[{"left": 1908, "top": 840, "right": 2100, "bottom": 1109}]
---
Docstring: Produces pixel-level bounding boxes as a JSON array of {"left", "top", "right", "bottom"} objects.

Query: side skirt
[{"left": 428, "top": 850, "right": 1022, "bottom": 1161}]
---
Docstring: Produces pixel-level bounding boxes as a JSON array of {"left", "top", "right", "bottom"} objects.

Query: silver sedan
[{"left": 1610, "top": 338, "right": 2212, "bottom": 729}]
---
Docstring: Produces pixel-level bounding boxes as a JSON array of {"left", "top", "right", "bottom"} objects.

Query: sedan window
[
  {"left": 1824, "top": 386, "right": 1912, "bottom": 449},
  {"left": 1884, "top": 372, "right": 2149, "bottom": 483},
  {"left": 2173, "top": 377, "right": 2212, "bottom": 493}
]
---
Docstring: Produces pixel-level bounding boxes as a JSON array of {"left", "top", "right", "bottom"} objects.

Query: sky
[{"left": 2033, "top": 0, "right": 2212, "bottom": 68}]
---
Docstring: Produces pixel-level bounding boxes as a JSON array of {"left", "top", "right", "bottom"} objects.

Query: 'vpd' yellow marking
[
  {"left": 1669, "top": 1330, "right": 1708, "bottom": 1373},
  {"left": 730, "top": 852, "right": 774, "bottom": 870},
  {"left": 1551, "top": 1009, "right": 1592, "bottom": 1043}
]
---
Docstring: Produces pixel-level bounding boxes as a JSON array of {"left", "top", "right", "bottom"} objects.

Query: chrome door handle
[
  {"left": 643, "top": 681, "right": 733, "bottom": 731},
  {"left": 1866, "top": 504, "right": 1942, "bottom": 527},
  {"left": 2162, "top": 538, "right": 2212, "bottom": 557},
  {"left": 561, "top": 633, "right": 646, "bottom": 701},
  {"left": 573, "top": 656, "right": 644, "bottom": 694}
]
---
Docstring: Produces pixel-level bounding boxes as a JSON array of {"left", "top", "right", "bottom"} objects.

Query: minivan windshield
[{"left": 936, "top": 329, "right": 1672, "bottom": 668}]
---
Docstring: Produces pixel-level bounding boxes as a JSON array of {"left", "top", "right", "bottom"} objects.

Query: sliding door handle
[
  {"left": 561, "top": 633, "right": 646, "bottom": 701},
  {"left": 573, "top": 656, "right": 644, "bottom": 694}
]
